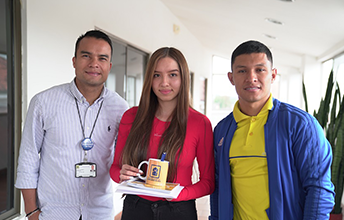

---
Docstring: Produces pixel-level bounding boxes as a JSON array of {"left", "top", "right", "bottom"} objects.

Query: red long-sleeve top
[{"left": 110, "top": 107, "right": 215, "bottom": 201}]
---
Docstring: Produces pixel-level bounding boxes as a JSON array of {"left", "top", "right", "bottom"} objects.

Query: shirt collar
[
  {"left": 233, "top": 94, "right": 274, "bottom": 123},
  {"left": 69, "top": 78, "right": 107, "bottom": 104}
]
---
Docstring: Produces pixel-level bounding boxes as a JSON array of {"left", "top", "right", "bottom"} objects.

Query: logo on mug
[
  {"left": 138, "top": 158, "right": 169, "bottom": 188},
  {"left": 149, "top": 165, "right": 161, "bottom": 178}
]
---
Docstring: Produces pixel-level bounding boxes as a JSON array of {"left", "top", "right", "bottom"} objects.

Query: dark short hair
[
  {"left": 231, "top": 40, "right": 273, "bottom": 70},
  {"left": 74, "top": 30, "right": 113, "bottom": 58}
]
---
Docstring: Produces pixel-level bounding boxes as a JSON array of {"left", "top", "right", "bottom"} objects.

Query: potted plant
[{"left": 303, "top": 69, "right": 344, "bottom": 219}]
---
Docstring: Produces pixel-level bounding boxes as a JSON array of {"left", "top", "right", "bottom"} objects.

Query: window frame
[
  {"left": 0, "top": 0, "right": 22, "bottom": 219},
  {"left": 103, "top": 32, "right": 149, "bottom": 107}
]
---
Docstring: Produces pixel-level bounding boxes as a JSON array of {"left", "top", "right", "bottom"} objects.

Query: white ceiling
[{"left": 160, "top": 0, "right": 344, "bottom": 68}]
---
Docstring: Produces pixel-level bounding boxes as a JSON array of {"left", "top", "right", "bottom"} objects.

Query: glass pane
[
  {"left": 127, "top": 76, "right": 135, "bottom": 107},
  {"left": 334, "top": 53, "right": 344, "bottom": 88},
  {"left": 107, "top": 41, "right": 126, "bottom": 99},
  {"left": 126, "top": 48, "right": 145, "bottom": 107},
  {"left": 337, "top": 63, "right": 344, "bottom": 88},
  {"left": 199, "top": 77, "right": 207, "bottom": 115},
  {"left": 0, "top": 0, "right": 9, "bottom": 214},
  {"left": 106, "top": 40, "right": 147, "bottom": 107},
  {"left": 212, "top": 55, "right": 231, "bottom": 74},
  {"left": 211, "top": 56, "right": 236, "bottom": 125}
]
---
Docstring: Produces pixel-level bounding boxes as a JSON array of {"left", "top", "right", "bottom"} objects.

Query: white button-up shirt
[{"left": 15, "top": 80, "right": 128, "bottom": 220}]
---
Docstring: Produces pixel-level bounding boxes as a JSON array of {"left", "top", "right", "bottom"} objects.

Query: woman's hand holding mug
[{"left": 119, "top": 164, "right": 143, "bottom": 183}]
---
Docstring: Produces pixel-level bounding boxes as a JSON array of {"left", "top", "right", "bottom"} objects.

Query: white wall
[
  {"left": 21, "top": 0, "right": 211, "bottom": 218},
  {"left": 23, "top": 0, "right": 210, "bottom": 112},
  {"left": 22, "top": 0, "right": 326, "bottom": 124},
  {"left": 18, "top": 0, "right": 330, "bottom": 219}
]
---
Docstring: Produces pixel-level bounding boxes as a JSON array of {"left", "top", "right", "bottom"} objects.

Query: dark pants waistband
[{"left": 122, "top": 195, "right": 197, "bottom": 220}]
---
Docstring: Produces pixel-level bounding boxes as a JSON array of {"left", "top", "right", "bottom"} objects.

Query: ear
[
  {"left": 72, "top": 57, "right": 76, "bottom": 68},
  {"left": 271, "top": 68, "right": 277, "bottom": 83},
  {"left": 228, "top": 72, "right": 235, "bottom": 85}
]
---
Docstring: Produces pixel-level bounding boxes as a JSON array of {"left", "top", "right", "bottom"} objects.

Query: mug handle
[{"left": 137, "top": 161, "right": 148, "bottom": 180}]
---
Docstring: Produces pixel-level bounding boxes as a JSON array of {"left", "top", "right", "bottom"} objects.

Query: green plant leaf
[
  {"left": 303, "top": 69, "right": 344, "bottom": 214},
  {"left": 302, "top": 80, "right": 309, "bottom": 113}
]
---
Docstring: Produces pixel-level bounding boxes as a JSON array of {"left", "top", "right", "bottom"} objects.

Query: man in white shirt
[{"left": 15, "top": 30, "right": 129, "bottom": 220}]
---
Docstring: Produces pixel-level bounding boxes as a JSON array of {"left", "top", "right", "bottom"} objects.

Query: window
[
  {"left": 333, "top": 53, "right": 344, "bottom": 89},
  {"left": 0, "top": 0, "right": 22, "bottom": 219},
  {"left": 211, "top": 55, "right": 237, "bottom": 125},
  {"left": 321, "top": 53, "right": 344, "bottom": 115},
  {"left": 322, "top": 53, "right": 344, "bottom": 96},
  {"left": 106, "top": 38, "right": 148, "bottom": 107}
]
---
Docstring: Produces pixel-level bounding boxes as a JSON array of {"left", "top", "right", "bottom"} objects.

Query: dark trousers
[{"left": 121, "top": 195, "right": 197, "bottom": 220}]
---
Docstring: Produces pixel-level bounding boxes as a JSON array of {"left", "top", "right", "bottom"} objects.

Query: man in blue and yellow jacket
[{"left": 209, "top": 40, "right": 334, "bottom": 220}]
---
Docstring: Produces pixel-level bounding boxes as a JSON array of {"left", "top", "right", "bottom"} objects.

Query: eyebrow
[
  {"left": 80, "top": 51, "right": 91, "bottom": 55},
  {"left": 234, "top": 63, "right": 267, "bottom": 69},
  {"left": 80, "top": 51, "right": 110, "bottom": 58},
  {"left": 154, "top": 69, "right": 179, "bottom": 73}
]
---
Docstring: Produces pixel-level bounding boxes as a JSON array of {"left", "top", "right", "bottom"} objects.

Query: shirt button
[
  {"left": 82, "top": 184, "right": 85, "bottom": 187},
  {"left": 249, "top": 132, "right": 253, "bottom": 136},
  {"left": 252, "top": 118, "right": 256, "bottom": 122},
  {"left": 152, "top": 203, "right": 158, "bottom": 208}
]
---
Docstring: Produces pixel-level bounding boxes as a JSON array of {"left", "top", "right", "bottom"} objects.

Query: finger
[
  {"left": 121, "top": 164, "right": 143, "bottom": 176},
  {"left": 119, "top": 174, "right": 132, "bottom": 182},
  {"left": 119, "top": 173, "right": 140, "bottom": 183},
  {"left": 120, "top": 168, "right": 139, "bottom": 177},
  {"left": 122, "top": 164, "right": 142, "bottom": 173},
  {"left": 119, "top": 166, "right": 142, "bottom": 183}
]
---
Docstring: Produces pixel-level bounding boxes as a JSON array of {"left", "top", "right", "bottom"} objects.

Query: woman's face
[{"left": 152, "top": 57, "right": 181, "bottom": 107}]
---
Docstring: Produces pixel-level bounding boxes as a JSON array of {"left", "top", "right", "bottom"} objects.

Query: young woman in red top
[{"left": 110, "top": 47, "right": 214, "bottom": 220}]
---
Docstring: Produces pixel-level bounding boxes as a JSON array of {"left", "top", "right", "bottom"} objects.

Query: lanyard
[
  {"left": 75, "top": 98, "right": 104, "bottom": 161},
  {"left": 75, "top": 98, "right": 104, "bottom": 140}
]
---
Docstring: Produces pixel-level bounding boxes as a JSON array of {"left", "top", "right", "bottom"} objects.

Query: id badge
[{"left": 75, "top": 162, "right": 97, "bottom": 178}]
